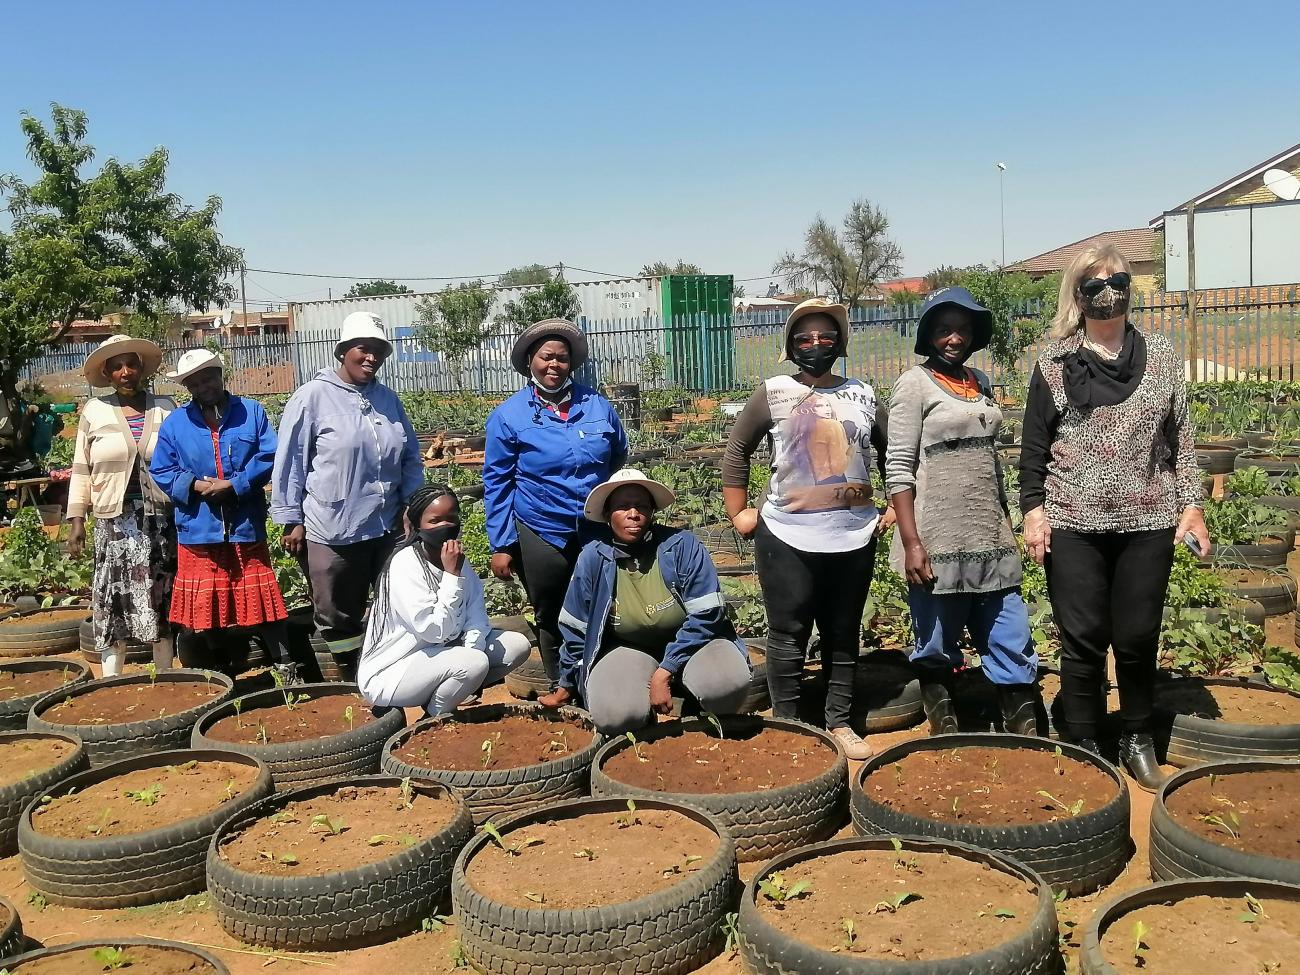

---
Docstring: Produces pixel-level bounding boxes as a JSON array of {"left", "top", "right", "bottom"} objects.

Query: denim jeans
[{"left": 907, "top": 586, "right": 1038, "bottom": 685}]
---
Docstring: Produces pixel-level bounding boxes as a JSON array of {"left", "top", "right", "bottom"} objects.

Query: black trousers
[
  {"left": 754, "top": 519, "right": 875, "bottom": 729},
  {"left": 301, "top": 533, "right": 397, "bottom": 655},
  {"left": 514, "top": 520, "right": 583, "bottom": 687},
  {"left": 1046, "top": 526, "right": 1174, "bottom": 738}
]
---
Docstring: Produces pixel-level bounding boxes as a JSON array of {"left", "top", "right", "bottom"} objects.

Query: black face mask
[
  {"left": 1079, "top": 285, "right": 1130, "bottom": 322},
  {"left": 418, "top": 523, "right": 460, "bottom": 551},
  {"left": 791, "top": 345, "right": 841, "bottom": 377}
]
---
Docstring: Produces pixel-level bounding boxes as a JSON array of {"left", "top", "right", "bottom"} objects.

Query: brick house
[{"left": 1007, "top": 228, "right": 1159, "bottom": 294}]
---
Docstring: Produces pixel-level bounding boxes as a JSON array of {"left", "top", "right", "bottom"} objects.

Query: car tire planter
[
  {"left": 0, "top": 659, "right": 91, "bottom": 731},
  {"left": 1154, "top": 676, "right": 1300, "bottom": 765},
  {"left": 1216, "top": 567, "right": 1297, "bottom": 616},
  {"left": 1194, "top": 443, "right": 1239, "bottom": 474},
  {"left": 1079, "top": 878, "right": 1300, "bottom": 975},
  {"left": 504, "top": 650, "right": 552, "bottom": 700},
  {"left": 77, "top": 617, "right": 151, "bottom": 665},
  {"left": 0, "top": 893, "right": 22, "bottom": 961},
  {"left": 17, "top": 749, "right": 273, "bottom": 909},
  {"left": 0, "top": 731, "right": 88, "bottom": 855},
  {"left": 452, "top": 796, "right": 737, "bottom": 975},
  {"left": 591, "top": 715, "right": 848, "bottom": 863},
  {"left": 0, "top": 937, "right": 230, "bottom": 973},
  {"left": 1211, "top": 528, "right": 1295, "bottom": 568},
  {"left": 1149, "top": 761, "right": 1300, "bottom": 884},
  {"left": 1162, "top": 599, "right": 1267, "bottom": 628},
  {"left": 740, "top": 640, "right": 770, "bottom": 713},
  {"left": 28, "top": 670, "right": 234, "bottom": 767},
  {"left": 207, "top": 776, "right": 474, "bottom": 950},
  {"left": 851, "top": 734, "right": 1132, "bottom": 895},
  {"left": 0, "top": 607, "right": 89, "bottom": 656},
  {"left": 191, "top": 683, "right": 405, "bottom": 792},
  {"left": 737, "top": 836, "right": 1061, "bottom": 975},
  {"left": 381, "top": 703, "right": 600, "bottom": 825}
]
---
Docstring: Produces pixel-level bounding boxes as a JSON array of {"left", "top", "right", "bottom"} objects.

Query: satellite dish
[
  {"left": 216, "top": 309, "right": 233, "bottom": 327},
  {"left": 1263, "top": 168, "right": 1300, "bottom": 201}
]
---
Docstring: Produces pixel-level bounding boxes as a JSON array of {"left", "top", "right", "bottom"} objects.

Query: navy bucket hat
[{"left": 913, "top": 287, "right": 993, "bottom": 357}]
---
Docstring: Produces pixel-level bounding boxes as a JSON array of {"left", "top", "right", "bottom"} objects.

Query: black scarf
[
  {"left": 1062, "top": 326, "right": 1146, "bottom": 410},
  {"left": 611, "top": 528, "right": 658, "bottom": 571}
]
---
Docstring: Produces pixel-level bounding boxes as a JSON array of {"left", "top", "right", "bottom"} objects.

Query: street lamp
[{"left": 996, "top": 162, "right": 1007, "bottom": 267}]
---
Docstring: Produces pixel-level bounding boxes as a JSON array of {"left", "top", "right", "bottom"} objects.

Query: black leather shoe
[
  {"left": 1074, "top": 737, "right": 1101, "bottom": 756},
  {"left": 919, "top": 679, "right": 959, "bottom": 735},
  {"left": 1119, "top": 732, "right": 1168, "bottom": 793},
  {"left": 998, "top": 684, "right": 1040, "bottom": 736}
]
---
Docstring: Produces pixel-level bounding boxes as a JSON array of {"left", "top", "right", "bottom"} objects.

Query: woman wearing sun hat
[
  {"left": 150, "top": 348, "right": 298, "bottom": 683},
  {"left": 885, "top": 287, "right": 1038, "bottom": 737},
  {"left": 483, "top": 319, "right": 628, "bottom": 690},
  {"left": 66, "top": 334, "right": 178, "bottom": 676},
  {"left": 538, "top": 469, "right": 751, "bottom": 735},
  {"left": 271, "top": 311, "right": 423, "bottom": 679}
]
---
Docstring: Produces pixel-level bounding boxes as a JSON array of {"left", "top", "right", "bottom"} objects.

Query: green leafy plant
[
  {"left": 1037, "top": 790, "right": 1085, "bottom": 817},
  {"left": 1239, "top": 892, "right": 1268, "bottom": 923},
  {"left": 480, "top": 738, "right": 495, "bottom": 769},
  {"left": 757, "top": 871, "right": 813, "bottom": 904},
  {"left": 1132, "top": 917, "right": 1150, "bottom": 966},
  {"left": 25, "top": 891, "right": 47, "bottom": 912},
  {"left": 661, "top": 854, "right": 703, "bottom": 876},
  {"left": 1225, "top": 466, "right": 1272, "bottom": 498},
  {"left": 871, "top": 891, "right": 921, "bottom": 914},
  {"left": 839, "top": 916, "right": 857, "bottom": 948},
  {"left": 309, "top": 814, "right": 346, "bottom": 836},
  {"left": 573, "top": 847, "right": 598, "bottom": 861},
  {"left": 479, "top": 821, "right": 543, "bottom": 857},
  {"left": 164, "top": 759, "right": 197, "bottom": 776},
  {"left": 1202, "top": 497, "right": 1288, "bottom": 545},
  {"left": 124, "top": 783, "right": 162, "bottom": 807},
  {"left": 258, "top": 849, "right": 299, "bottom": 866},
  {"left": 1197, "top": 812, "right": 1240, "bottom": 840},
  {"left": 91, "top": 947, "right": 134, "bottom": 970},
  {"left": 616, "top": 798, "right": 640, "bottom": 828},
  {"left": 449, "top": 939, "right": 469, "bottom": 968},
  {"left": 701, "top": 711, "right": 726, "bottom": 740},
  {"left": 420, "top": 914, "right": 450, "bottom": 933},
  {"left": 343, "top": 705, "right": 355, "bottom": 731},
  {"left": 86, "top": 807, "right": 113, "bottom": 836},
  {"left": 399, "top": 777, "right": 415, "bottom": 809},
  {"left": 143, "top": 661, "right": 157, "bottom": 685},
  {"left": 722, "top": 911, "right": 741, "bottom": 955},
  {"left": 624, "top": 732, "right": 648, "bottom": 763},
  {"left": 221, "top": 779, "right": 236, "bottom": 803},
  {"left": 1053, "top": 745, "right": 1065, "bottom": 776}
]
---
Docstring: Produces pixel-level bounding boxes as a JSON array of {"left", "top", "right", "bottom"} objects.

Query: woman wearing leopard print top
[{"left": 1019, "top": 243, "right": 1208, "bottom": 792}]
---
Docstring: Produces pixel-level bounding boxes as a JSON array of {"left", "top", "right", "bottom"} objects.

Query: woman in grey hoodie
[{"left": 271, "top": 312, "right": 424, "bottom": 679}]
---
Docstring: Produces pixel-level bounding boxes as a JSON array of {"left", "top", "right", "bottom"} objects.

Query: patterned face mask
[{"left": 1078, "top": 284, "right": 1130, "bottom": 321}]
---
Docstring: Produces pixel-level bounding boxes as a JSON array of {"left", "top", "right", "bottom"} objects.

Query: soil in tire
[
  {"left": 754, "top": 847, "right": 1040, "bottom": 962},
  {"left": 217, "top": 782, "right": 460, "bottom": 877},
  {"left": 203, "top": 692, "right": 373, "bottom": 745},
  {"left": 1154, "top": 681, "right": 1300, "bottom": 724},
  {"left": 863, "top": 744, "right": 1119, "bottom": 826},
  {"left": 602, "top": 725, "right": 837, "bottom": 793},
  {"left": 42, "top": 680, "right": 224, "bottom": 725},
  {"left": 0, "top": 668, "right": 77, "bottom": 703},
  {"left": 29, "top": 759, "right": 261, "bottom": 839},
  {"left": 3, "top": 944, "right": 223, "bottom": 973},
  {"left": 1098, "top": 893, "right": 1300, "bottom": 974},
  {"left": 464, "top": 806, "right": 719, "bottom": 910},
  {"left": 392, "top": 714, "right": 581, "bottom": 771},
  {"left": 1164, "top": 767, "right": 1299, "bottom": 861},
  {"left": 0, "top": 737, "right": 80, "bottom": 788},
  {"left": 0, "top": 609, "right": 85, "bottom": 628}
]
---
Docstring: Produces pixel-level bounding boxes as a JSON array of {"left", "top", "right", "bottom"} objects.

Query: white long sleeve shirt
[{"left": 358, "top": 546, "right": 489, "bottom": 690}]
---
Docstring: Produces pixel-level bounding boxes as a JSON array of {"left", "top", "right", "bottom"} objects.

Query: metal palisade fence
[{"left": 22, "top": 287, "right": 1300, "bottom": 400}]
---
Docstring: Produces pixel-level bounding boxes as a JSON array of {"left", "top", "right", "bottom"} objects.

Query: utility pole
[
  {"left": 239, "top": 261, "right": 249, "bottom": 331},
  {"left": 1187, "top": 205, "right": 1198, "bottom": 383},
  {"left": 996, "top": 162, "right": 1008, "bottom": 266}
]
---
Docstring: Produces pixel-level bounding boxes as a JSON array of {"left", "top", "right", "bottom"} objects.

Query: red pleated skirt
[{"left": 169, "top": 541, "right": 287, "bottom": 630}]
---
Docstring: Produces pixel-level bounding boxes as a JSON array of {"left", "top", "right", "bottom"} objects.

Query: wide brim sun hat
[
  {"left": 166, "top": 348, "right": 224, "bottom": 384},
  {"left": 83, "top": 335, "right": 164, "bottom": 388},
  {"left": 510, "top": 318, "right": 589, "bottom": 377},
  {"left": 913, "top": 286, "right": 993, "bottom": 357},
  {"left": 583, "top": 468, "right": 676, "bottom": 524},
  {"left": 778, "top": 298, "right": 851, "bottom": 362},
  {"left": 335, "top": 310, "right": 393, "bottom": 359}
]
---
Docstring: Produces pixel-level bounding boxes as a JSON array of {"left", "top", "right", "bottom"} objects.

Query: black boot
[
  {"left": 998, "top": 683, "right": 1040, "bottom": 736},
  {"left": 918, "top": 672, "right": 959, "bottom": 735},
  {"left": 1118, "top": 733, "right": 1168, "bottom": 793},
  {"left": 1073, "top": 737, "right": 1101, "bottom": 756}
]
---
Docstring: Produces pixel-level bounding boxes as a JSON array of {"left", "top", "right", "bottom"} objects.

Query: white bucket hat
[
  {"left": 83, "top": 334, "right": 163, "bottom": 387},
  {"left": 583, "top": 468, "right": 676, "bottom": 523},
  {"left": 167, "top": 348, "right": 224, "bottom": 384},
  {"left": 336, "top": 311, "right": 393, "bottom": 359},
  {"left": 778, "top": 297, "right": 851, "bottom": 362}
]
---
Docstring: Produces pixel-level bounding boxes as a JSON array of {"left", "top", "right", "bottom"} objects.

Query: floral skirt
[
  {"left": 170, "top": 541, "right": 287, "bottom": 631},
  {"left": 92, "top": 500, "right": 176, "bottom": 653}
]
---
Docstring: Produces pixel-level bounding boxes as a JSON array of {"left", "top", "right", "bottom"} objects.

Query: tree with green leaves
[
  {"left": 923, "top": 265, "right": 964, "bottom": 291},
  {"left": 641, "top": 260, "right": 703, "bottom": 276},
  {"left": 414, "top": 281, "right": 494, "bottom": 385},
  {"left": 343, "top": 279, "right": 412, "bottom": 298},
  {"left": 0, "top": 103, "right": 241, "bottom": 455},
  {"left": 497, "top": 264, "right": 554, "bottom": 288},
  {"left": 772, "top": 199, "right": 903, "bottom": 308},
  {"left": 495, "top": 279, "right": 582, "bottom": 333},
  {"left": 957, "top": 266, "right": 1059, "bottom": 373}
]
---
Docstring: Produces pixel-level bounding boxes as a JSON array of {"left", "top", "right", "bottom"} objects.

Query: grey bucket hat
[{"left": 509, "top": 319, "right": 589, "bottom": 377}]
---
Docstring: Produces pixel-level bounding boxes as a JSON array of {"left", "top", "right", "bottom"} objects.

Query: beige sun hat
[
  {"left": 777, "top": 297, "right": 851, "bottom": 362},
  {"left": 335, "top": 311, "right": 393, "bottom": 359},
  {"left": 510, "top": 319, "right": 589, "bottom": 377},
  {"left": 166, "top": 348, "right": 224, "bottom": 384},
  {"left": 83, "top": 334, "right": 164, "bottom": 387},
  {"left": 583, "top": 469, "right": 676, "bottom": 523}
]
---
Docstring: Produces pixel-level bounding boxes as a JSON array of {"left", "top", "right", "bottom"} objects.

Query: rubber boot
[
  {"left": 1118, "top": 732, "right": 1168, "bottom": 793},
  {"left": 918, "top": 672, "right": 959, "bottom": 736},
  {"left": 101, "top": 640, "right": 127, "bottom": 678},
  {"left": 998, "top": 683, "right": 1040, "bottom": 736}
]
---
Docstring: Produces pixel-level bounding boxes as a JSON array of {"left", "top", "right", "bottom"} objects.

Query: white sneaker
[{"left": 829, "top": 726, "right": 873, "bottom": 760}]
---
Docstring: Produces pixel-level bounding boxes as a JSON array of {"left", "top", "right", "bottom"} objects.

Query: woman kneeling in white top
[{"left": 359, "top": 483, "right": 531, "bottom": 715}]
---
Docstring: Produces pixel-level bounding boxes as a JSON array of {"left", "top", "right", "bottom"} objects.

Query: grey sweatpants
[
  {"left": 302, "top": 534, "right": 396, "bottom": 654},
  {"left": 584, "top": 639, "right": 752, "bottom": 736}
]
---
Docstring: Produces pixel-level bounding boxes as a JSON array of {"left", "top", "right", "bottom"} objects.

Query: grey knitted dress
[{"left": 884, "top": 365, "right": 1021, "bottom": 594}]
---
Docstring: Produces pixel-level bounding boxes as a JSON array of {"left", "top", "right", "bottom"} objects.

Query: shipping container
[{"left": 661, "top": 274, "right": 736, "bottom": 389}]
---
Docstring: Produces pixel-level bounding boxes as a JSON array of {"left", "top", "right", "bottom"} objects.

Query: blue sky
[{"left": 2, "top": 0, "right": 1295, "bottom": 304}]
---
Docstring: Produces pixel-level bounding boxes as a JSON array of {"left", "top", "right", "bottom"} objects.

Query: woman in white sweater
[
  {"left": 66, "top": 335, "right": 178, "bottom": 676},
  {"left": 358, "top": 484, "right": 531, "bottom": 716}
]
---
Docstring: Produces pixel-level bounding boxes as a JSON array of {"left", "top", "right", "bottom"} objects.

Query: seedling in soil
[
  {"left": 1198, "top": 812, "right": 1241, "bottom": 840},
  {"left": 343, "top": 705, "right": 355, "bottom": 731},
  {"left": 399, "top": 777, "right": 415, "bottom": 809},
  {"left": 722, "top": 912, "right": 741, "bottom": 955},
  {"left": 258, "top": 849, "right": 300, "bottom": 866},
  {"left": 1053, "top": 889, "right": 1069, "bottom": 904},
  {"left": 951, "top": 796, "right": 962, "bottom": 818},
  {"left": 662, "top": 854, "right": 703, "bottom": 877},
  {"left": 25, "top": 892, "right": 47, "bottom": 912},
  {"left": 986, "top": 758, "right": 1001, "bottom": 784},
  {"left": 701, "top": 711, "right": 726, "bottom": 740},
  {"left": 757, "top": 871, "right": 813, "bottom": 905},
  {"left": 616, "top": 798, "right": 641, "bottom": 828},
  {"left": 449, "top": 940, "right": 469, "bottom": 969},
  {"left": 202, "top": 669, "right": 214, "bottom": 686},
  {"left": 144, "top": 662, "right": 157, "bottom": 685},
  {"left": 479, "top": 821, "right": 543, "bottom": 857},
  {"left": 871, "top": 891, "right": 921, "bottom": 914},
  {"left": 268, "top": 811, "right": 299, "bottom": 825},
  {"left": 980, "top": 908, "right": 1018, "bottom": 919},
  {"left": 164, "top": 759, "right": 198, "bottom": 776},
  {"left": 257, "top": 720, "right": 270, "bottom": 745},
  {"left": 1036, "top": 790, "right": 1085, "bottom": 817},
  {"left": 92, "top": 947, "right": 134, "bottom": 970},
  {"left": 892, "top": 765, "right": 903, "bottom": 787},
  {"left": 368, "top": 834, "right": 395, "bottom": 846},
  {"left": 420, "top": 914, "right": 450, "bottom": 933},
  {"left": 222, "top": 779, "right": 236, "bottom": 803},
  {"left": 231, "top": 698, "right": 244, "bottom": 727},
  {"left": 86, "top": 807, "right": 114, "bottom": 836},
  {"left": 309, "top": 814, "right": 347, "bottom": 836},
  {"left": 890, "top": 838, "right": 920, "bottom": 873},
  {"left": 544, "top": 730, "right": 570, "bottom": 755},
  {"left": 839, "top": 917, "right": 857, "bottom": 949},
  {"left": 480, "top": 738, "right": 495, "bottom": 769},
  {"left": 1132, "top": 919, "right": 1150, "bottom": 967},
  {"left": 523, "top": 891, "right": 545, "bottom": 903},
  {"left": 1239, "top": 893, "right": 1269, "bottom": 923},
  {"left": 624, "top": 731, "right": 648, "bottom": 763},
  {"left": 124, "top": 783, "right": 163, "bottom": 807},
  {"left": 573, "top": 847, "right": 598, "bottom": 861}
]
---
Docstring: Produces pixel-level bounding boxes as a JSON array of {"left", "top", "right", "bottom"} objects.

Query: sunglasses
[
  {"left": 792, "top": 331, "right": 839, "bottom": 348},
  {"left": 1078, "top": 272, "right": 1131, "bottom": 298}
]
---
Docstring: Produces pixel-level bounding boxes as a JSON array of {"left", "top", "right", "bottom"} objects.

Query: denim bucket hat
[{"left": 914, "top": 287, "right": 993, "bottom": 357}]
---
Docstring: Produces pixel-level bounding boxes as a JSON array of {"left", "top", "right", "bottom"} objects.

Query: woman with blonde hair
[{"left": 1019, "top": 244, "right": 1209, "bottom": 791}]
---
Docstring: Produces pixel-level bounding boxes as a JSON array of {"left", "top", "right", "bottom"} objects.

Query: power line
[{"left": 244, "top": 264, "right": 562, "bottom": 282}]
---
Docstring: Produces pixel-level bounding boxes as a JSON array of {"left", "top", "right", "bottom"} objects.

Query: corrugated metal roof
[{"left": 1007, "top": 228, "right": 1156, "bottom": 276}]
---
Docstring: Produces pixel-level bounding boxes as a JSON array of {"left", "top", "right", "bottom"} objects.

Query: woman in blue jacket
[
  {"left": 150, "top": 350, "right": 297, "bottom": 683},
  {"left": 484, "top": 319, "right": 627, "bottom": 690},
  {"left": 539, "top": 470, "right": 751, "bottom": 735}
]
